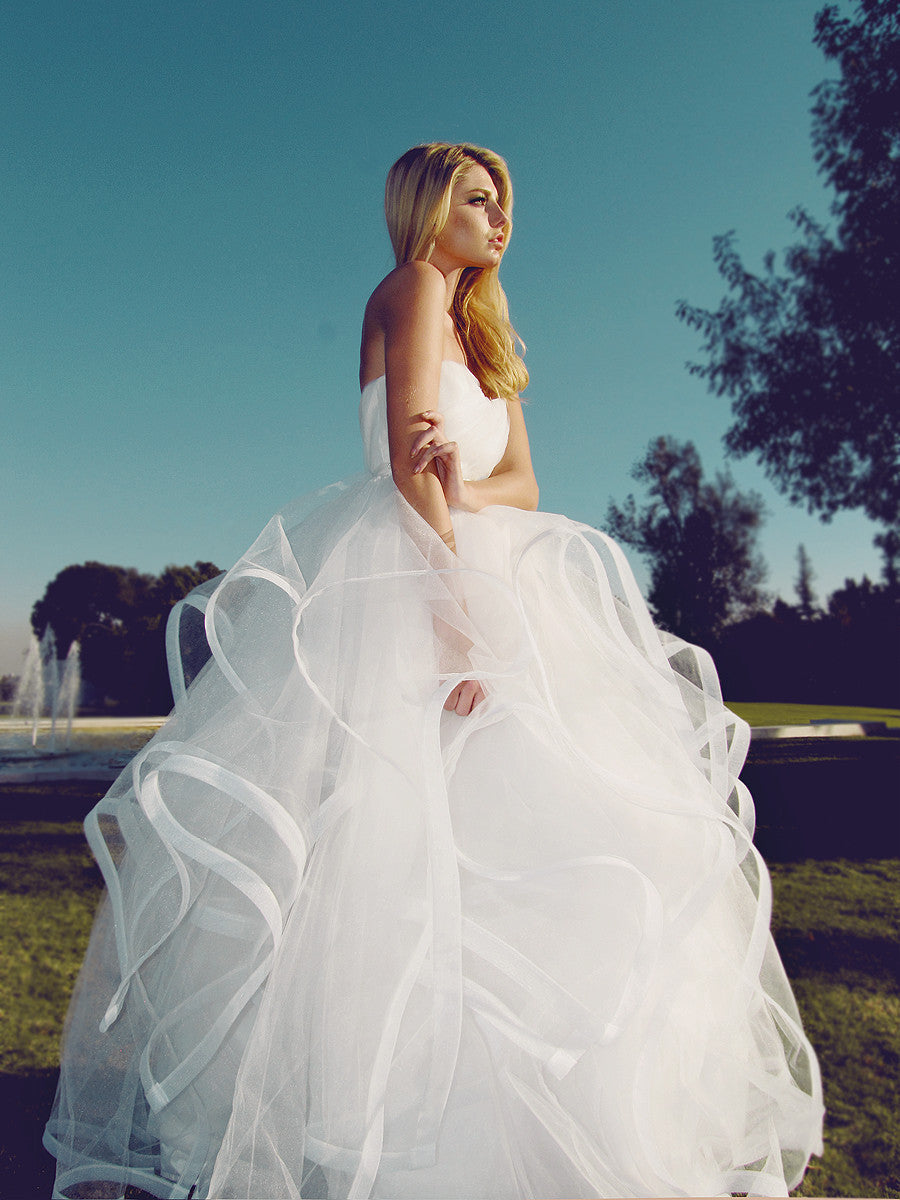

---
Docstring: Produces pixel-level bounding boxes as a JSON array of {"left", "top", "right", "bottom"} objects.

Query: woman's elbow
[
  {"left": 523, "top": 476, "right": 539, "bottom": 511},
  {"left": 390, "top": 461, "right": 418, "bottom": 505},
  {"left": 390, "top": 458, "right": 443, "bottom": 512}
]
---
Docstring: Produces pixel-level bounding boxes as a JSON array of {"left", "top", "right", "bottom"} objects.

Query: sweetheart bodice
[{"left": 359, "top": 361, "right": 510, "bottom": 482}]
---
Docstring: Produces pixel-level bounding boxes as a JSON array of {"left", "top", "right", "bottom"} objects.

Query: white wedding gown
[{"left": 45, "top": 361, "right": 823, "bottom": 1199}]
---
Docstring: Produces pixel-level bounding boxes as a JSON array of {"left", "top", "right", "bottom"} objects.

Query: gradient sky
[{"left": 1, "top": 0, "right": 878, "bottom": 676}]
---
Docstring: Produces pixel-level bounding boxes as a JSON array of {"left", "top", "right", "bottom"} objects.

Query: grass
[
  {"left": 728, "top": 701, "right": 900, "bottom": 728},
  {"left": 0, "top": 718, "right": 162, "bottom": 759},
  {"left": 0, "top": 818, "right": 102, "bottom": 1073},
  {"left": 1, "top": 785, "right": 898, "bottom": 1196},
  {"left": 769, "top": 860, "right": 900, "bottom": 1198}
]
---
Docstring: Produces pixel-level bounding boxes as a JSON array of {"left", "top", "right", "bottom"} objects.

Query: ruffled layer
[{"left": 45, "top": 478, "right": 823, "bottom": 1199}]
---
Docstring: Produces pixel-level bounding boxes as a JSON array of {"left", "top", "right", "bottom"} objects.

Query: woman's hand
[
  {"left": 444, "top": 679, "right": 486, "bottom": 715},
  {"left": 410, "top": 411, "right": 475, "bottom": 511},
  {"left": 408, "top": 409, "right": 486, "bottom": 716}
]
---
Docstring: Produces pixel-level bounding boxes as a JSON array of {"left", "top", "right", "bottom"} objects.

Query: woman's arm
[
  {"left": 381, "top": 262, "right": 456, "bottom": 546},
  {"left": 411, "top": 397, "right": 539, "bottom": 514}
]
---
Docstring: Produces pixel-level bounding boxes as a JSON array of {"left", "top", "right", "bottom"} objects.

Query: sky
[{"left": 1, "top": 0, "right": 880, "bottom": 676}]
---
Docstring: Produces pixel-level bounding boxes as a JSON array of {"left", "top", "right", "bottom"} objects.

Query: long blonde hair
[{"left": 385, "top": 143, "right": 528, "bottom": 400}]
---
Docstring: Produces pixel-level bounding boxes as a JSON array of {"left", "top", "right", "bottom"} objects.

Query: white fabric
[
  {"left": 360, "top": 360, "right": 510, "bottom": 481},
  {"left": 45, "top": 362, "right": 823, "bottom": 1199}
]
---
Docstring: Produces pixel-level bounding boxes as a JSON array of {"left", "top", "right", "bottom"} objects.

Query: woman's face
[{"left": 429, "top": 162, "right": 509, "bottom": 272}]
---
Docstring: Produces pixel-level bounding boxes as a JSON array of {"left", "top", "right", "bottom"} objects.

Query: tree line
[
  {"left": 27, "top": 561, "right": 221, "bottom": 714},
  {"left": 605, "top": 434, "right": 898, "bottom": 706}
]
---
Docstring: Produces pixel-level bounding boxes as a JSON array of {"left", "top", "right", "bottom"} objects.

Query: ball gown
[{"left": 45, "top": 361, "right": 824, "bottom": 1199}]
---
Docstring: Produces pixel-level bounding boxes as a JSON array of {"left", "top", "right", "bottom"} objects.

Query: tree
[
  {"left": 32, "top": 562, "right": 152, "bottom": 653},
  {"left": 31, "top": 560, "right": 221, "bottom": 712},
  {"left": 606, "top": 437, "right": 767, "bottom": 647},
  {"left": 676, "top": 0, "right": 900, "bottom": 529},
  {"left": 874, "top": 526, "right": 900, "bottom": 588},
  {"left": 795, "top": 544, "right": 819, "bottom": 618},
  {"left": 152, "top": 562, "right": 222, "bottom": 616}
]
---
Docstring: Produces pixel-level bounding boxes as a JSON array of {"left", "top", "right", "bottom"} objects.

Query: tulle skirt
[{"left": 44, "top": 472, "right": 823, "bottom": 1199}]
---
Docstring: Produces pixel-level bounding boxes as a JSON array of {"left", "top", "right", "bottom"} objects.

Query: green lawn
[
  {"left": 1, "top": 800, "right": 898, "bottom": 1196},
  {"left": 0, "top": 819, "right": 103, "bottom": 1074},
  {"left": 768, "top": 859, "right": 900, "bottom": 1197},
  {"left": 729, "top": 701, "right": 900, "bottom": 728}
]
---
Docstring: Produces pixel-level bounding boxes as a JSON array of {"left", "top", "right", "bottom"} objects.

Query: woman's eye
[{"left": 470, "top": 196, "right": 488, "bottom": 206}]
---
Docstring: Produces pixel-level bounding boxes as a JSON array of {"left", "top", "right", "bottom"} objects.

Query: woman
[{"left": 46, "top": 143, "right": 823, "bottom": 1199}]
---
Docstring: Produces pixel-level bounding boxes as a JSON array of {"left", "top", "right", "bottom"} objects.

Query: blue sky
[{"left": 1, "top": 0, "right": 878, "bottom": 676}]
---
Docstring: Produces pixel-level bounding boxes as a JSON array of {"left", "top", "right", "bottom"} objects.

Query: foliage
[
  {"left": 30, "top": 560, "right": 221, "bottom": 713},
  {"left": 717, "top": 573, "right": 899, "bottom": 706},
  {"left": 828, "top": 571, "right": 896, "bottom": 624},
  {"left": 875, "top": 526, "right": 900, "bottom": 587},
  {"left": 606, "top": 436, "right": 767, "bottom": 646},
  {"left": 676, "top": 0, "right": 900, "bottom": 530}
]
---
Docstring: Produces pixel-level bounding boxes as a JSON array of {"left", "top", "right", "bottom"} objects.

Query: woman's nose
[{"left": 489, "top": 201, "right": 508, "bottom": 228}]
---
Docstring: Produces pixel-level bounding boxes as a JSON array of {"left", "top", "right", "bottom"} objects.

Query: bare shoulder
[
  {"left": 367, "top": 261, "right": 446, "bottom": 323},
  {"left": 361, "top": 263, "right": 447, "bottom": 387}
]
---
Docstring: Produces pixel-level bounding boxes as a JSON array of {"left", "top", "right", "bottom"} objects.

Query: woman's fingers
[
  {"left": 409, "top": 412, "right": 445, "bottom": 458},
  {"left": 407, "top": 413, "right": 470, "bottom": 507},
  {"left": 443, "top": 679, "right": 486, "bottom": 716},
  {"left": 412, "top": 439, "right": 459, "bottom": 475}
]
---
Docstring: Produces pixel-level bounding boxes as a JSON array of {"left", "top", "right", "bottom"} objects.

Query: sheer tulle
[{"left": 45, "top": 364, "right": 823, "bottom": 1198}]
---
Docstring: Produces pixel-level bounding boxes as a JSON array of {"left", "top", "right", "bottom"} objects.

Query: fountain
[
  {"left": 12, "top": 633, "right": 44, "bottom": 747},
  {"left": 54, "top": 640, "right": 82, "bottom": 752},
  {"left": 1, "top": 630, "right": 156, "bottom": 784},
  {"left": 10, "top": 627, "right": 81, "bottom": 752}
]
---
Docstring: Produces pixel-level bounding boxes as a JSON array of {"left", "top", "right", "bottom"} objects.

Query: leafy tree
[
  {"left": 716, "top": 564, "right": 899, "bottom": 704},
  {"left": 676, "top": 0, "right": 900, "bottom": 529},
  {"left": 152, "top": 562, "right": 222, "bottom": 617},
  {"left": 874, "top": 526, "right": 900, "bottom": 588},
  {"left": 827, "top": 572, "right": 895, "bottom": 625},
  {"left": 606, "top": 436, "right": 767, "bottom": 647},
  {"left": 32, "top": 563, "right": 152, "bottom": 653},
  {"left": 795, "top": 544, "right": 819, "bottom": 618},
  {"left": 31, "top": 563, "right": 152, "bottom": 706},
  {"left": 31, "top": 560, "right": 221, "bottom": 713}
]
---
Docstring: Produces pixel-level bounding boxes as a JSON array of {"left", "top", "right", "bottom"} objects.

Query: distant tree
[
  {"left": 794, "top": 544, "right": 819, "bottom": 618},
  {"left": 31, "top": 563, "right": 152, "bottom": 706},
  {"left": 826, "top": 571, "right": 900, "bottom": 702},
  {"left": 716, "top": 569, "right": 899, "bottom": 705},
  {"left": 827, "top": 572, "right": 892, "bottom": 625},
  {"left": 152, "top": 562, "right": 222, "bottom": 617},
  {"left": 676, "top": 0, "right": 900, "bottom": 530},
  {"left": 606, "top": 437, "right": 767, "bottom": 647},
  {"left": 0, "top": 675, "right": 18, "bottom": 703},
  {"left": 31, "top": 560, "right": 221, "bottom": 713},
  {"left": 874, "top": 526, "right": 900, "bottom": 589},
  {"left": 32, "top": 563, "right": 152, "bottom": 653}
]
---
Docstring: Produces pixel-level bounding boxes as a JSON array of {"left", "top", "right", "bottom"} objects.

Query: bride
[{"left": 45, "top": 142, "right": 824, "bottom": 1199}]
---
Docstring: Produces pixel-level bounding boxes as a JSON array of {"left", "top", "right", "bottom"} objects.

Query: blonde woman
[{"left": 46, "top": 144, "right": 823, "bottom": 1200}]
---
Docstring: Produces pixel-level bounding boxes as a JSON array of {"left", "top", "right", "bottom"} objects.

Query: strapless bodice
[{"left": 359, "top": 360, "right": 510, "bottom": 481}]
